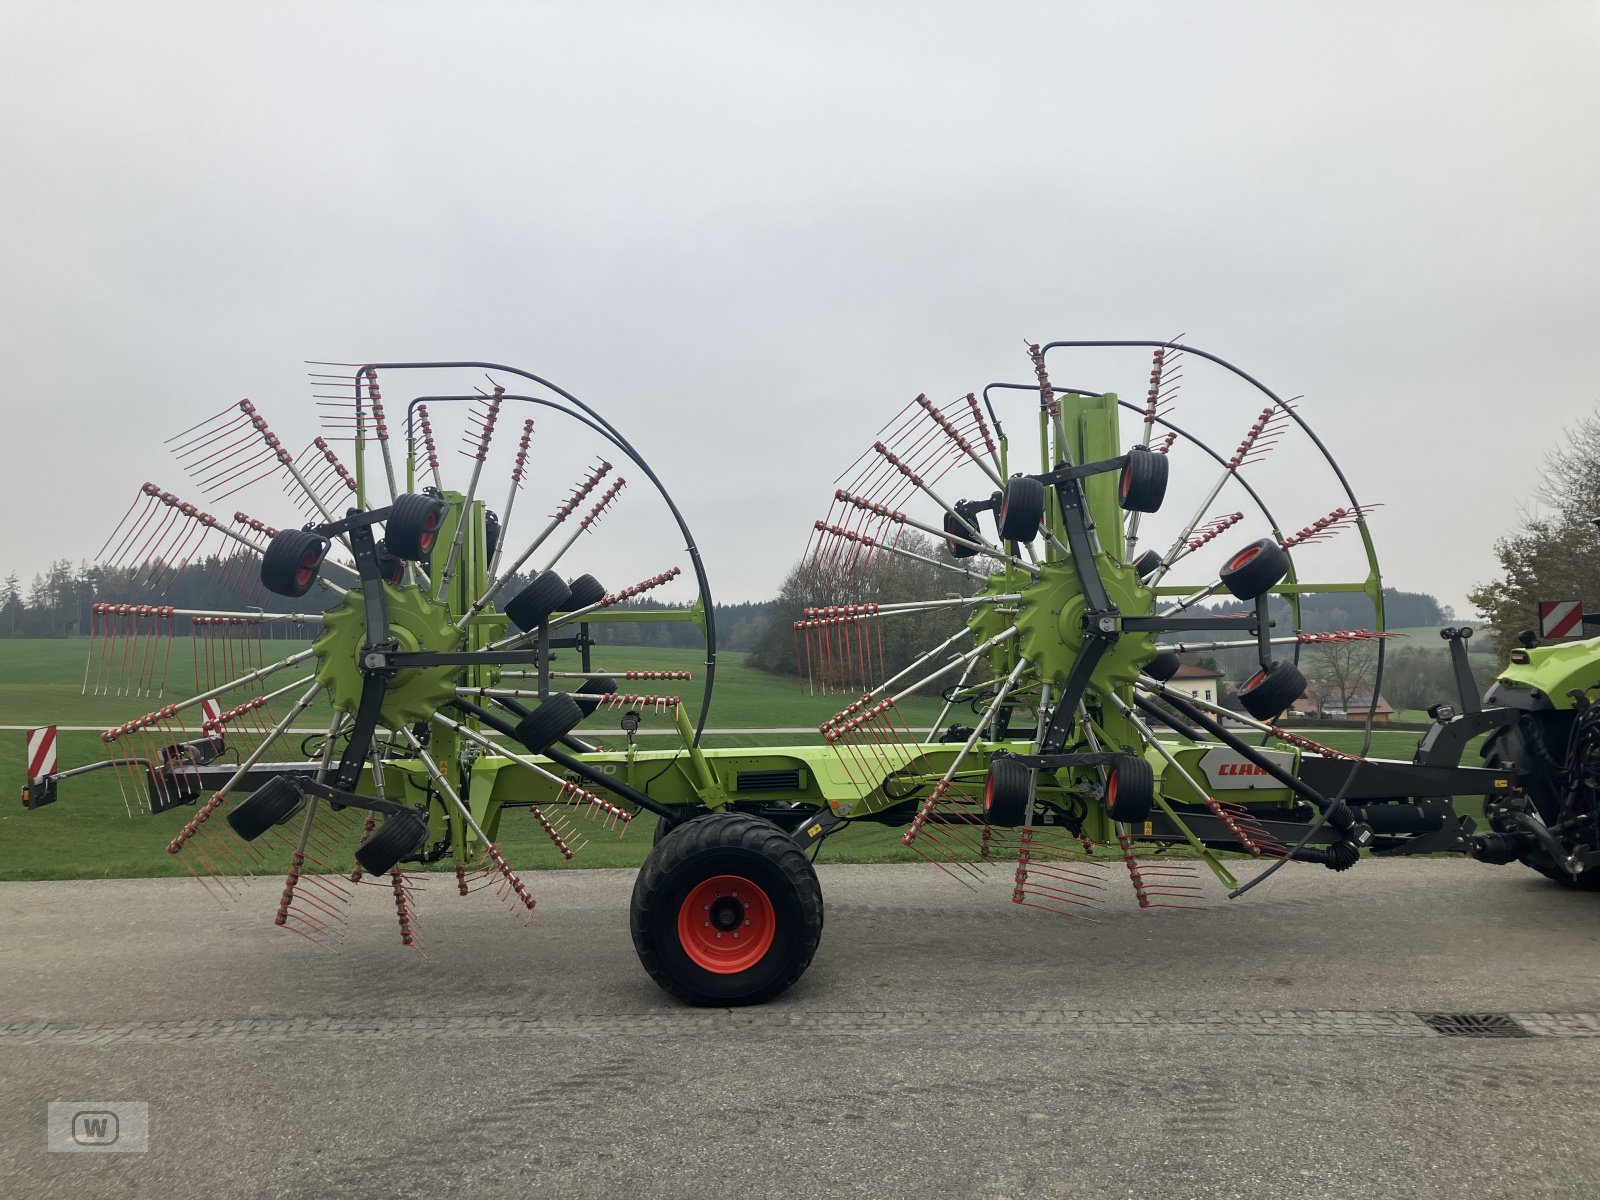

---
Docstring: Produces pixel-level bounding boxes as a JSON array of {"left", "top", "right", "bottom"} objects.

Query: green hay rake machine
[{"left": 20, "top": 344, "right": 1597, "bottom": 1005}]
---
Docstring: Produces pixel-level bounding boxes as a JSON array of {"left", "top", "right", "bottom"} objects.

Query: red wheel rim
[
  {"left": 1245, "top": 667, "right": 1266, "bottom": 691},
  {"left": 983, "top": 772, "right": 996, "bottom": 814},
  {"left": 1108, "top": 771, "right": 1120, "bottom": 808},
  {"left": 677, "top": 875, "right": 775, "bottom": 974},
  {"left": 1227, "top": 544, "right": 1261, "bottom": 571},
  {"left": 1120, "top": 465, "right": 1132, "bottom": 498}
]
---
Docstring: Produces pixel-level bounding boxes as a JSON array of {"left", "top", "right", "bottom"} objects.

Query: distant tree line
[
  {"left": 0, "top": 555, "right": 783, "bottom": 653},
  {"left": 0, "top": 551, "right": 1465, "bottom": 719}
]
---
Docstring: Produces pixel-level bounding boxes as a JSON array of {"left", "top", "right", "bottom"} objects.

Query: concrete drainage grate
[{"left": 1417, "top": 1012, "right": 1533, "bottom": 1038}]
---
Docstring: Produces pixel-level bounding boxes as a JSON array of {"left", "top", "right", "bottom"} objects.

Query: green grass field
[
  {"left": 1, "top": 638, "right": 1483, "bottom": 882},
  {"left": 0, "top": 639, "right": 960, "bottom": 880}
]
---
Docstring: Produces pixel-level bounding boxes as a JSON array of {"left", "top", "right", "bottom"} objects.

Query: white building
[{"left": 1168, "top": 662, "right": 1224, "bottom": 705}]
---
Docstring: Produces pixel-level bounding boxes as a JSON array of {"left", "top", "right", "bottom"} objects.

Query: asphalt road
[{"left": 2, "top": 858, "right": 1597, "bottom": 1199}]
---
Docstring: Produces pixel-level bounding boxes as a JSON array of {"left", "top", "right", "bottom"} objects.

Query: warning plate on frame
[
  {"left": 1539, "top": 600, "right": 1584, "bottom": 639},
  {"left": 1197, "top": 747, "right": 1297, "bottom": 790}
]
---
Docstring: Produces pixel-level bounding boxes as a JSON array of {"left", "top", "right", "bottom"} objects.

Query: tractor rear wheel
[
  {"left": 1483, "top": 715, "right": 1600, "bottom": 891},
  {"left": 631, "top": 813, "right": 823, "bottom": 1006}
]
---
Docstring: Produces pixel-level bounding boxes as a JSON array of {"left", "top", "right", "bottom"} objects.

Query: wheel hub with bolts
[
  {"left": 312, "top": 580, "right": 466, "bottom": 729},
  {"left": 1011, "top": 554, "right": 1157, "bottom": 693}
]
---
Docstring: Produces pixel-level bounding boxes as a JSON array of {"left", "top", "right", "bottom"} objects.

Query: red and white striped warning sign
[
  {"left": 26, "top": 726, "right": 57, "bottom": 781},
  {"left": 1539, "top": 600, "right": 1585, "bottom": 639},
  {"left": 201, "top": 697, "right": 222, "bottom": 731}
]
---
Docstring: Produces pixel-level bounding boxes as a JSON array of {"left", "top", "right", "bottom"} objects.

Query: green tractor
[{"left": 21, "top": 344, "right": 1596, "bottom": 1005}]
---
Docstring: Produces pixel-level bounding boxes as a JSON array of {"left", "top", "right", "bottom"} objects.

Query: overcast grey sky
[{"left": 3, "top": 0, "right": 1597, "bottom": 618}]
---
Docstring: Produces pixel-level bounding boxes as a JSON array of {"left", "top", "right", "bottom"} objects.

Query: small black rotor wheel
[
  {"left": 574, "top": 675, "right": 619, "bottom": 716},
  {"left": 1106, "top": 754, "right": 1154, "bottom": 824},
  {"left": 983, "top": 756, "right": 1033, "bottom": 826},
  {"left": 567, "top": 573, "right": 607, "bottom": 610},
  {"left": 1237, "top": 660, "right": 1307, "bottom": 720},
  {"left": 1117, "top": 447, "right": 1168, "bottom": 513},
  {"left": 1218, "top": 537, "right": 1290, "bottom": 601},
  {"left": 226, "top": 776, "right": 307, "bottom": 841},
  {"left": 386, "top": 493, "right": 449, "bottom": 562},
  {"left": 513, "top": 693, "right": 585, "bottom": 754},
  {"left": 484, "top": 509, "right": 501, "bottom": 565},
  {"left": 1132, "top": 549, "right": 1163, "bottom": 579},
  {"left": 374, "top": 540, "right": 406, "bottom": 585},
  {"left": 354, "top": 809, "right": 430, "bottom": 877},
  {"left": 943, "top": 510, "right": 980, "bottom": 559},
  {"left": 260, "top": 529, "right": 329, "bottom": 599},
  {"left": 998, "top": 476, "right": 1046, "bottom": 542},
  {"left": 1145, "top": 649, "right": 1182, "bottom": 683},
  {"left": 505, "top": 571, "right": 574, "bottom": 632}
]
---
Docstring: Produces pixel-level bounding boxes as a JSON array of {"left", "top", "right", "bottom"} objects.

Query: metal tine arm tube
[
  {"left": 431, "top": 712, "right": 569, "bottom": 792},
  {"left": 827, "top": 624, "right": 981, "bottom": 714},
  {"left": 833, "top": 489, "right": 1033, "bottom": 571},
  {"left": 216, "top": 685, "right": 324, "bottom": 813},
  {"left": 140, "top": 485, "right": 352, "bottom": 594},
  {"left": 1137, "top": 674, "right": 1308, "bottom": 745},
  {"left": 402, "top": 727, "right": 498, "bottom": 849},
  {"left": 925, "top": 652, "right": 983, "bottom": 740},
  {"left": 458, "top": 462, "right": 613, "bottom": 630},
  {"left": 160, "top": 652, "right": 316, "bottom": 718},
  {"left": 962, "top": 392, "right": 1006, "bottom": 481},
  {"left": 1096, "top": 692, "right": 1240, "bottom": 889},
  {"left": 872, "top": 625, "right": 1019, "bottom": 710},
  {"left": 1159, "top": 581, "right": 1223, "bottom": 617},
  {"left": 491, "top": 566, "right": 681, "bottom": 649},
  {"left": 194, "top": 677, "right": 318, "bottom": 732},
  {"left": 283, "top": 710, "right": 349, "bottom": 872},
  {"left": 488, "top": 418, "right": 536, "bottom": 582},
  {"left": 345, "top": 367, "right": 399, "bottom": 505},
  {"left": 934, "top": 656, "right": 1031, "bottom": 783},
  {"left": 1149, "top": 631, "right": 1385, "bottom": 655},
  {"left": 1125, "top": 345, "right": 1181, "bottom": 557},
  {"left": 871, "top": 442, "right": 965, "bottom": 524},
  {"left": 538, "top": 479, "right": 624, "bottom": 576},
  {"left": 436, "top": 390, "right": 501, "bottom": 601},
  {"left": 146, "top": 608, "right": 328, "bottom": 623},
  {"left": 801, "top": 594, "right": 1023, "bottom": 623},
  {"left": 1149, "top": 469, "right": 1234, "bottom": 586},
  {"left": 916, "top": 395, "right": 1005, "bottom": 489},
  {"left": 903, "top": 656, "right": 1033, "bottom": 852},
  {"left": 271, "top": 438, "right": 354, "bottom": 554},
  {"left": 813, "top": 521, "right": 986, "bottom": 579}
]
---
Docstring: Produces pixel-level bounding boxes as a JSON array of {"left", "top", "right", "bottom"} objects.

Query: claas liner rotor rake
[{"left": 20, "top": 346, "right": 1588, "bottom": 1005}]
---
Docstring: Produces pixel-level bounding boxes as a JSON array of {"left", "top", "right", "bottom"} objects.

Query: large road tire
[
  {"left": 631, "top": 813, "right": 823, "bottom": 1006},
  {"left": 1483, "top": 714, "right": 1600, "bottom": 891}
]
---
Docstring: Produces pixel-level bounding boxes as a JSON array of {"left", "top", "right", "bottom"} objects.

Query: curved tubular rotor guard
[
  {"left": 1034, "top": 340, "right": 1386, "bottom": 894},
  {"left": 368, "top": 361, "right": 718, "bottom": 745}
]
